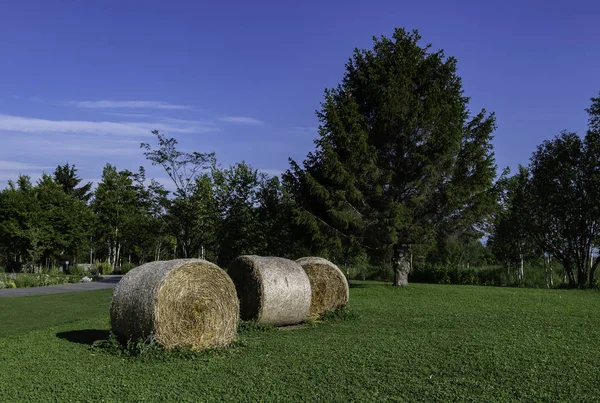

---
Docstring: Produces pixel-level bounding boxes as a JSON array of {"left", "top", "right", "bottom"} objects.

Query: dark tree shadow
[{"left": 56, "top": 329, "right": 110, "bottom": 345}]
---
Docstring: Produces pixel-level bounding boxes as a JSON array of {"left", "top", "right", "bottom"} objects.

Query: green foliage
[
  {"left": 0, "top": 172, "right": 94, "bottom": 272},
  {"left": 45, "top": 267, "right": 62, "bottom": 276},
  {"left": 95, "top": 262, "right": 113, "bottom": 275},
  {"left": 120, "top": 262, "right": 135, "bottom": 274},
  {"left": 286, "top": 28, "right": 497, "bottom": 285},
  {"left": 141, "top": 131, "right": 217, "bottom": 260},
  {"left": 488, "top": 94, "right": 600, "bottom": 289},
  {"left": 213, "top": 162, "right": 264, "bottom": 265},
  {"left": 67, "top": 264, "right": 87, "bottom": 277},
  {"left": 0, "top": 273, "right": 79, "bottom": 288},
  {"left": 53, "top": 163, "right": 93, "bottom": 202},
  {"left": 2, "top": 285, "right": 600, "bottom": 401},
  {"left": 0, "top": 280, "right": 16, "bottom": 288}
]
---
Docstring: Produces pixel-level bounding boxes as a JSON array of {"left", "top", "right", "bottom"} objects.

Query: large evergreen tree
[{"left": 286, "top": 28, "right": 497, "bottom": 286}]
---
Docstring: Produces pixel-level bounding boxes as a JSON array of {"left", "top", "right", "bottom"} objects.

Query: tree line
[{"left": 1, "top": 28, "right": 599, "bottom": 288}]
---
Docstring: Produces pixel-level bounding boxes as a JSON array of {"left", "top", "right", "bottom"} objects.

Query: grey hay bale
[
  {"left": 296, "top": 257, "right": 349, "bottom": 317},
  {"left": 110, "top": 259, "right": 239, "bottom": 350},
  {"left": 227, "top": 256, "right": 311, "bottom": 326}
]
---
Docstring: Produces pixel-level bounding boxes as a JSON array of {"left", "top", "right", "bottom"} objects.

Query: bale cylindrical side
[
  {"left": 110, "top": 259, "right": 239, "bottom": 350},
  {"left": 296, "top": 257, "right": 349, "bottom": 317},
  {"left": 227, "top": 256, "right": 311, "bottom": 326}
]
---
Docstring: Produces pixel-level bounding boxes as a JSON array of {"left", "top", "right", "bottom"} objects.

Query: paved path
[{"left": 0, "top": 275, "right": 122, "bottom": 298}]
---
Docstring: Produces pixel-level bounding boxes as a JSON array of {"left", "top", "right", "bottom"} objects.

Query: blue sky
[{"left": 1, "top": 0, "right": 599, "bottom": 190}]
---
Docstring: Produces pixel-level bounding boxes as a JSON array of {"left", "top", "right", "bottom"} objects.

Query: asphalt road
[{"left": 0, "top": 275, "right": 122, "bottom": 298}]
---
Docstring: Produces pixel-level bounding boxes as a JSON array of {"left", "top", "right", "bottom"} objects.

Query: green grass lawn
[{"left": 1, "top": 283, "right": 600, "bottom": 402}]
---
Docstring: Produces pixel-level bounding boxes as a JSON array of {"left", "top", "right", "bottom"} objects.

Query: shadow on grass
[{"left": 56, "top": 329, "right": 110, "bottom": 345}]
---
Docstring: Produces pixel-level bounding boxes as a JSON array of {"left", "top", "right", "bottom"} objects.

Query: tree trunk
[
  {"left": 544, "top": 255, "right": 554, "bottom": 288},
  {"left": 589, "top": 265, "right": 597, "bottom": 287},
  {"left": 564, "top": 260, "right": 576, "bottom": 287},
  {"left": 107, "top": 242, "right": 113, "bottom": 266},
  {"left": 116, "top": 242, "right": 121, "bottom": 272},
  {"left": 392, "top": 245, "right": 411, "bottom": 287},
  {"left": 518, "top": 254, "right": 524, "bottom": 285},
  {"left": 577, "top": 265, "right": 588, "bottom": 288}
]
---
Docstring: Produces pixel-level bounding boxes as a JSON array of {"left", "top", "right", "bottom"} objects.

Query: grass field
[{"left": 1, "top": 283, "right": 600, "bottom": 402}]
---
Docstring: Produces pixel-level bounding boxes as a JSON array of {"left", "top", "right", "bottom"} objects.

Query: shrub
[
  {"left": 96, "top": 262, "right": 113, "bottom": 275},
  {"left": 0, "top": 273, "right": 80, "bottom": 288},
  {"left": 120, "top": 262, "right": 135, "bottom": 274},
  {"left": 68, "top": 265, "right": 86, "bottom": 277},
  {"left": 15, "top": 275, "right": 37, "bottom": 288},
  {"left": 44, "top": 267, "right": 61, "bottom": 276}
]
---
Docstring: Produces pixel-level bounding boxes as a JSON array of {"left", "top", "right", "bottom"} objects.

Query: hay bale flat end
[{"left": 110, "top": 259, "right": 239, "bottom": 350}]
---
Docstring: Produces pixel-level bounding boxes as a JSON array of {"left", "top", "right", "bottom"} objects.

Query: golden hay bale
[
  {"left": 296, "top": 257, "right": 349, "bottom": 317},
  {"left": 110, "top": 259, "right": 239, "bottom": 350},
  {"left": 227, "top": 255, "right": 311, "bottom": 326}
]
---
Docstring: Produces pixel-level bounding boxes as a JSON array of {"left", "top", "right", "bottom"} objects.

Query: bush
[
  {"left": 44, "top": 267, "right": 61, "bottom": 276},
  {"left": 120, "top": 262, "right": 135, "bottom": 274},
  {"left": 68, "top": 265, "right": 86, "bottom": 277},
  {"left": 96, "top": 262, "right": 113, "bottom": 275},
  {"left": 0, "top": 273, "right": 79, "bottom": 288}
]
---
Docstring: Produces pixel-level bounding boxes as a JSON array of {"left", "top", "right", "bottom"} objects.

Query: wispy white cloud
[
  {"left": 0, "top": 161, "right": 51, "bottom": 188},
  {"left": 103, "top": 112, "right": 151, "bottom": 118},
  {"left": 0, "top": 114, "right": 217, "bottom": 136},
  {"left": 72, "top": 100, "right": 193, "bottom": 110},
  {"left": 218, "top": 116, "right": 265, "bottom": 125},
  {"left": 1, "top": 133, "right": 143, "bottom": 157},
  {"left": 13, "top": 95, "right": 44, "bottom": 103},
  {"left": 0, "top": 160, "right": 53, "bottom": 171}
]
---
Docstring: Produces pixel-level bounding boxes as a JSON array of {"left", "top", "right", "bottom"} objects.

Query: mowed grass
[{"left": 1, "top": 284, "right": 600, "bottom": 402}]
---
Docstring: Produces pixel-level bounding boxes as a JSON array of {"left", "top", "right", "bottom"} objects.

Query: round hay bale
[
  {"left": 227, "top": 256, "right": 311, "bottom": 326},
  {"left": 110, "top": 259, "right": 239, "bottom": 350},
  {"left": 296, "top": 257, "right": 349, "bottom": 317}
]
